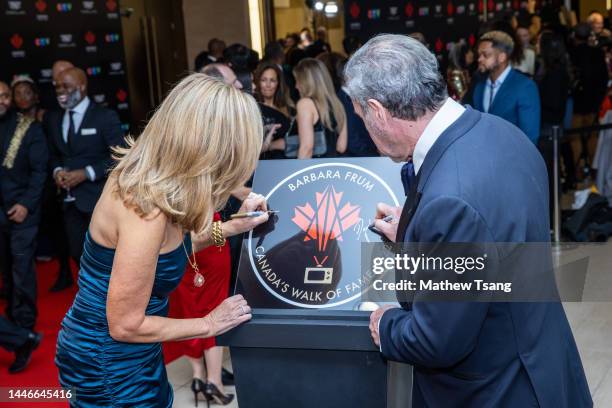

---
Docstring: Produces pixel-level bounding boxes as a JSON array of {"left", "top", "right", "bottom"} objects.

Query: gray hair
[
  {"left": 200, "top": 64, "right": 224, "bottom": 80},
  {"left": 343, "top": 34, "right": 447, "bottom": 121}
]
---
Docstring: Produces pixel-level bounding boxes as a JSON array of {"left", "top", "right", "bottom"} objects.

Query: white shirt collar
[
  {"left": 412, "top": 97, "right": 466, "bottom": 174},
  {"left": 486, "top": 65, "right": 512, "bottom": 87},
  {"left": 70, "top": 96, "right": 90, "bottom": 115}
]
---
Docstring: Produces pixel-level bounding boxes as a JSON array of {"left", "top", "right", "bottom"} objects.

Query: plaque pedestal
[{"left": 217, "top": 310, "right": 412, "bottom": 408}]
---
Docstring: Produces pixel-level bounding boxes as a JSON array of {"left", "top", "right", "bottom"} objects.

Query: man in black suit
[
  {"left": 45, "top": 68, "right": 124, "bottom": 279},
  {"left": 0, "top": 81, "right": 48, "bottom": 331}
]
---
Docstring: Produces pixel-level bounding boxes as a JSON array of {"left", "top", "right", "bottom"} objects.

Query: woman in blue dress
[{"left": 55, "top": 75, "right": 269, "bottom": 407}]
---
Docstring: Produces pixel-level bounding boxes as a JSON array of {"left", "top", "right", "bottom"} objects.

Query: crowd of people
[{"left": 0, "top": 5, "right": 609, "bottom": 407}]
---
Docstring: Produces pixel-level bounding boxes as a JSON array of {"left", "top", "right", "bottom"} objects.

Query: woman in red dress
[{"left": 172, "top": 213, "right": 236, "bottom": 406}]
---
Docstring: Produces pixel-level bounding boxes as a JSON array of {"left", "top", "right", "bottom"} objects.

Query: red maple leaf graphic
[
  {"left": 85, "top": 31, "right": 96, "bottom": 45},
  {"left": 292, "top": 185, "right": 361, "bottom": 252},
  {"left": 447, "top": 1, "right": 454, "bottom": 16},
  {"left": 468, "top": 33, "right": 476, "bottom": 47},
  {"left": 10, "top": 34, "right": 23, "bottom": 49},
  {"left": 116, "top": 89, "right": 127, "bottom": 102},
  {"left": 35, "top": 0, "right": 47, "bottom": 13},
  {"left": 106, "top": 0, "right": 117, "bottom": 12},
  {"left": 405, "top": 2, "right": 414, "bottom": 17},
  {"left": 349, "top": 2, "right": 360, "bottom": 19}
]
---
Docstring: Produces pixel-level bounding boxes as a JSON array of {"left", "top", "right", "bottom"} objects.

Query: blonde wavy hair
[
  {"left": 111, "top": 74, "right": 263, "bottom": 233},
  {"left": 293, "top": 58, "right": 346, "bottom": 133}
]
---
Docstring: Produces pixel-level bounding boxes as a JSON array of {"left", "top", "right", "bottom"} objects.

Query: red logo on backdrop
[
  {"left": 10, "top": 34, "right": 23, "bottom": 49},
  {"left": 292, "top": 186, "right": 361, "bottom": 252},
  {"left": 468, "top": 33, "right": 476, "bottom": 47},
  {"left": 488, "top": 0, "right": 494, "bottom": 11},
  {"left": 513, "top": 0, "right": 520, "bottom": 9},
  {"left": 478, "top": 0, "right": 484, "bottom": 13},
  {"left": 116, "top": 89, "right": 127, "bottom": 102},
  {"left": 405, "top": 2, "right": 414, "bottom": 17},
  {"left": 105, "top": 0, "right": 117, "bottom": 12},
  {"left": 85, "top": 31, "right": 96, "bottom": 44},
  {"left": 35, "top": 0, "right": 47, "bottom": 12},
  {"left": 435, "top": 38, "right": 444, "bottom": 53},
  {"left": 447, "top": 1, "right": 454, "bottom": 16},
  {"left": 349, "top": 2, "right": 360, "bottom": 19}
]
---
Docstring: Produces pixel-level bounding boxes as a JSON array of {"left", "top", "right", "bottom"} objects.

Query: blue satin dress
[{"left": 55, "top": 231, "right": 189, "bottom": 407}]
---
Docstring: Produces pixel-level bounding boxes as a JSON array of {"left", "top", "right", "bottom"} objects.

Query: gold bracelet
[{"left": 212, "top": 220, "right": 226, "bottom": 248}]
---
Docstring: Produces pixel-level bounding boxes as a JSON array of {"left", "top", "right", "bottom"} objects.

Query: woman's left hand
[{"left": 224, "top": 192, "right": 270, "bottom": 236}]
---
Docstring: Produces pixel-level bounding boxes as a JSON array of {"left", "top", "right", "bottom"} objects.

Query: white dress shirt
[
  {"left": 412, "top": 97, "right": 466, "bottom": 174},
  {"left": 54, "top": 96, "right": 96, "bottom": 181},
  {"left": 482, "top": 65, "right": 511, "bottom": 113}
]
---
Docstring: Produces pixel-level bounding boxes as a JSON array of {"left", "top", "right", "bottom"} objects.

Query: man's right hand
[
  {"left": 373, "top": 203, "right": 403, "bottom": 242},
  {"left": 54, "top": 169, "right": 68, "bottom": 189}
]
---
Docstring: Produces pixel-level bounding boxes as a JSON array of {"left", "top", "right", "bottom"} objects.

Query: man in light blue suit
[
  {"left": 470, "top": 30, "right": 541, "bottom": 144},
  {"left": 344, "top": 34, "right": 591, "bottom": 407}
]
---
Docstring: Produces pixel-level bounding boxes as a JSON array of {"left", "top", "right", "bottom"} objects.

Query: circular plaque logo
[{"left": 247, "top": 162, "right": 400, "bottom": 309}]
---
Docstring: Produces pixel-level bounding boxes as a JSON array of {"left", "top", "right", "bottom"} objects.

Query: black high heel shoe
[
  {"left": 191, "top": 378, "right": 210, "bottom": 407},
  {"left": 204, "top": 381, "right": 234, "bottom": 406}
]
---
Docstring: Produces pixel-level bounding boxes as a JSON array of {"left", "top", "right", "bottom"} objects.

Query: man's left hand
[
  {"left": 7, "top": 204, "right": 28, "bottom": 223},
  {"left": 369, "top": 305, "right": 397, "bottom": 347},
  {"left": 63, "top": 169, "right": 88, "bottom": 188}
]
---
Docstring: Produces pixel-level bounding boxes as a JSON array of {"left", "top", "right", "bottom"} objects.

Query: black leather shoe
[
  {"left": 49, "top": 273, "right": 74, "bottom": 292},
  {"left": 221, "top": 368, "right": 234, "bottom": 386},
  {"left": 9, "top": 331, "right": 42, "bottom": 374}
]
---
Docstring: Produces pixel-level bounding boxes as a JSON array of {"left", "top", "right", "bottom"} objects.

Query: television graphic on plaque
[{"left": 235, "top": 158, "right": 404, "bottom": 310}]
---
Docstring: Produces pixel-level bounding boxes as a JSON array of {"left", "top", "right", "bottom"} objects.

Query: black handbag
[{"left": 284, "top": 117, "right": 328, "bottom": 158}]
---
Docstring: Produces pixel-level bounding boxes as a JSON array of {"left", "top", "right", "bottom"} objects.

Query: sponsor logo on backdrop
[
  {"left": 34, "top": 37, "right": 50, "bottom": 47},
  {"left": 39, "top": 68, "right": 52, "bottom": 83},
  {"left": 388, "top": 6, "right": 400, "bottom": 21},
  {"left": 6, "top": 0, "right": 26, "bottom": 15},
  {"left": 35, "top": 0, "right": 48, "bottom": 20},
  {"left": 488, "top": 0, "right": 494, "bottom": 11},
  {"left": 349, "top": 2, "right": 359, "bottom": 19},
  {"left": 447, "top": 1, "right": 454, "bottom": 16},
  {"left": 108, "top": 61, "right": 124, "bottom": 76},
  {"left": 81, "top": 0, "right": 97, "bottom": 14},
  {"left": 105, "top": 0, "right": 118, "bottom": 18},
  {"left": 405, "top": 2, "right": 414, "bottom": 17},
  {"left": 418, "top": 6, "right": 429, "bottom": 16},
  {"left": 367, "top": 9, "right": 380, "bottom": 20},
  {"left": 56, "top": 2, "right": 72, "bottom": 12},
  {"left": 116, "top": 89, "right": 128, "bottom": 110},
  {"left": 86, "top": 66, "right": 101, "bottom": 76},
  {"left": 349, "top": 22, "right": 361, "bottom": 30},
  {"left": 245, "top": 163, "right": 400, "bottom": 308},
  {"left": 10, "top": 34, "right": 25, "bottom": 58},
  {"left": 58, "top": 33, "right": 76, "bottom": 48},
  {"left": 435, "top": 38, "right": 444, "bottom": 53},
  {"left": 434, "top": 4, "right": 443, "bottom": 16},
  {"left": 93, "top": 94, "right": 106, "bottom": 103},
  {"left": 105, "top": 33, "right": 120, "bottom": 43},
  {"left": 496, "top": 2, "right": 503, "bottom": 11},
  {"left": 84, "top": 31, "right": 97, "bottom": 52},
  {"left": 121, "top": 123, "right": 130, "bottom": 133},
  {"left": 457, "top": 5, "right": 465, "bottom": 14}
]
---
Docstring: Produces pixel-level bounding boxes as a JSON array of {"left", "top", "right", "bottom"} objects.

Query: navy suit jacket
[
  {"left": 44, "top": 102, "right": 124, "bottom": 213},
  {"left": 472, "top": 68, "right": 541, "bottom": 144},
  {"left": 0, "top": 111, "right": 48, "bottom": 228},
  {"left": 379, "top": 107, "right": 592, "bottom": 407}
]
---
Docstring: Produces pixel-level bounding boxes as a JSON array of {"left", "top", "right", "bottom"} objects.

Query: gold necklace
[{"left": 182, "top": 240, "right": 204, "bottom": 287}]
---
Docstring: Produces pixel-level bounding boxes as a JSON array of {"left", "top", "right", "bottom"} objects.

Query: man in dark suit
[
  {"left": 0, "top": 81, "right": 48, "bottom": 331},
  {"left": 470, "top": 30, "right": 541, "bottom": 144},
  {"left": 344, "top": 34, "right": 592, "bottom": 407},
  {"left": 44, "top": 68, "right": 124, "bottom": 283},
  {"left": 0, "top": 315, "right": 41, "bottom": 374}
]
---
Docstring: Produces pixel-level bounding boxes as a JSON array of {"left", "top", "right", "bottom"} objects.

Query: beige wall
[
  {"left": 183, "top": 0, "right": 252, "bottom": 70},
  {"left": 274, "top": 0, "right": 345, "bottom": 55},
  {"left": 579, "top": 0, "right": 606, "bottom": 21}
]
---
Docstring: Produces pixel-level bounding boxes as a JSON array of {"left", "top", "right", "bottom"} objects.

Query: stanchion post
[{"left": 552, "top": 126, "right": 561, "bottom": 243}]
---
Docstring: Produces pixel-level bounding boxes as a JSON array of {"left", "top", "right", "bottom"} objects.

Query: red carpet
[{"left": 0, "top": 259, "right": 185, "bottom": 407}]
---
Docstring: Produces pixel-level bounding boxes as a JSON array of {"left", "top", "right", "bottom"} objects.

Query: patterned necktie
[{"left": 488, "top": 81, "right": 496, "bottom": 112}]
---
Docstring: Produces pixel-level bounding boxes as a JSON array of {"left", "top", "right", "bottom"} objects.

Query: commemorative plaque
[
  {"left": 236, "top": 158, "right": 403, "bottom": 310},
  {"left": 218, "top": 158, "right": 412, "bottom": 408}
]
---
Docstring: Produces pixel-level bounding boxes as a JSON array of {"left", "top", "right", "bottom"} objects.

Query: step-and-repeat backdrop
[
  {"left": 345, "top": 0, "right": 526, "bottom": 65},
  {"left": 0, "top": 0, "right": 131, "bottom": 133}
]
